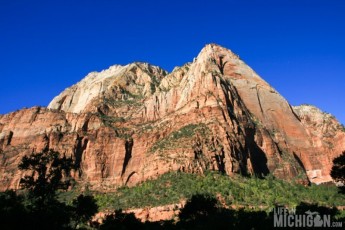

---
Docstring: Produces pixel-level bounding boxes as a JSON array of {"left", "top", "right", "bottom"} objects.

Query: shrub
[
  {"left": 0, "top": 150, "right": 99, "bottom": 230},
  {"left": 93, "top": 171, "right": 345, "bottom": 211},
  {"left": 149, "top": 123, "right": 210, "bottom": 153}
]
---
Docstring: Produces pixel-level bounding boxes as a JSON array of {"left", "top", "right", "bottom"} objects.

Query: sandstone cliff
[{"left": 1, "top": 44, "right": 344, "bottom": 191}]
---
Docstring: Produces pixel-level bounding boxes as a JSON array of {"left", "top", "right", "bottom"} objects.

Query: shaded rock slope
[{"left": 0, "top": 44, "right": 344, "bottom": 191}]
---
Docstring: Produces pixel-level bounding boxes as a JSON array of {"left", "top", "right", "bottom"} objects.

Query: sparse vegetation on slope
[{"left": 149, "top": 123, "right": 210, "bottom": 153}]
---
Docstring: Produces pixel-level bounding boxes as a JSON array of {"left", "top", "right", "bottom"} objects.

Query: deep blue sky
[{"left": 1, "top": 0, "right": 344, "bottom": 124}]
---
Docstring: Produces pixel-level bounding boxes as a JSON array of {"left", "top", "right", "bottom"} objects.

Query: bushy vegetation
[
  {"left": 94, "top": 194, "right": 345, "bottom": 229},
  {"left": 93, "top": 171, "right": 345, "bottom": 211},
  {"left": 149, "top": 123, "right": 210, "bottom": 153},
  {"left": 98, "top": 114, "right": 125, "bottom": 126},
  {"left": 0, "top": 150, "right": 98, "bottom": 230},
  {"left": 331, "top": 151, "right": 345, "bottom": 194},
  {"left": 101, "top": 87, "right": 145, "bottom": 108},
  {"left": 102, "top": 93, "right": 142, "bottom": 108},
  {"left": 97, "top": 113, "right": 131, "bottom": 139}
]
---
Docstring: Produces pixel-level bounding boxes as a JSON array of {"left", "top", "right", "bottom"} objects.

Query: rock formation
[{"left": 0, "top": 44, "right": 344, "bottom": 191}]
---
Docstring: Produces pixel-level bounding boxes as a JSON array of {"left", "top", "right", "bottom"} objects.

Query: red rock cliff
[{"left": 0, "top": 44, "right": 344, "bottom": 190}]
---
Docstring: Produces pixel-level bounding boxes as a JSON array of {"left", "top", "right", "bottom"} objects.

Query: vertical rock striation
[{"left": 0, "top": 44, "right": 343, "bottom": 191}]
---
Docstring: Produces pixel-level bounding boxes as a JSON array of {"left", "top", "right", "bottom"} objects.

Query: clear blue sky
[{"left": 0, "top": 0, "right": 344, "bottom": 124}]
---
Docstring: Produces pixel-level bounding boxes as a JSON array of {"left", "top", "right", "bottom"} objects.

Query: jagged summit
[
  {"left": 198, "top": 43, "right": 241, "bottom": 60},
  {"left": 1, "top": 44, "right": 344, "bottom": 191},
  {"left": 48, "top": 44, "right": 261, "bottom": 114},
  {"left": 48, "top": 62, "right": 167, "bottom": 113}
]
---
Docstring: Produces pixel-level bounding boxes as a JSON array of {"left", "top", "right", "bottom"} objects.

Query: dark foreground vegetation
[{"left": 0, "top": 150, "right": 344, "bottom": 229}]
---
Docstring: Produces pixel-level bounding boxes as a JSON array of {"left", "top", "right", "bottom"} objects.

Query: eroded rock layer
[{"left": 1, "top": 44, "right": 344, "bottom": 191}]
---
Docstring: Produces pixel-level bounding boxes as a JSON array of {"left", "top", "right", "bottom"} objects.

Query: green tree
[
  {"left": 99, "top": 209, "right": 142, "bottom": 230},
  {"left": 331, "top": 151, "right": 345, "bottom": 193},
  {"left": 19, "top": 149, "right": 75, "bottom": 201},
  {"left": 72, "top": 194, "right": 99, "bottom": 228},
  {"left": 18, "top": 149, "right": 99, "bottom": 229},
  {"left": 178, "top": 194, "right": 218, "bottom": 222}
]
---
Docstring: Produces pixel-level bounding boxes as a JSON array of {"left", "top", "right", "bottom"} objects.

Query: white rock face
[
  {"left": 48, "top": 65, "right": 124, "bottom": 113},
  {"left": 48, "top": 63, "right": 167, "bottom": 113}
]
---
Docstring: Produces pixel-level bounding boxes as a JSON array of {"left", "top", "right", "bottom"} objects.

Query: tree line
[{"left": 0, "top": 149, "right": 344, "bottom": 229}]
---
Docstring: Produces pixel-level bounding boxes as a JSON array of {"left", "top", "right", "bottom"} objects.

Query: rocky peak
[
  {"left": 292, "top": 104, "right": 345, "bottom": 184},
  {"left": 293, "top": 104, "right": 337, "bottom": 124},
  {"left": 1, "top": 44, "right": 344, "bottom": 191},
  {"left": 48, "top": 62, "right": 167, "bottom": 113},
  {"left": 197, "top": 43, "right": 240, "bottom": 61},
  {"left": 293, "top": 104, "right": 344, "bottom": 141}
]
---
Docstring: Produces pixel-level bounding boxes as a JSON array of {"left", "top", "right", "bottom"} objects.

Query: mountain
[{"left": 0, "top": 44, "right": 344, "bottom": 191}]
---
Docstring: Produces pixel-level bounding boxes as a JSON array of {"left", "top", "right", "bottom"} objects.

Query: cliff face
[
  {"left": 292, "top": 105, "right": 345, "bottom": 183},
  {"left": 0, "top": 44, "right": 344, "bottom": 191}
]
